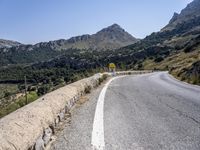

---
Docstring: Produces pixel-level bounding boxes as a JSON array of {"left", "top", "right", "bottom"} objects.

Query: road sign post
[
  {"left": 24, "top": 76, "right": 28, "bottom": 105},
  {"left": 109, "top": 63, "right": 116, "bottom": 76}
]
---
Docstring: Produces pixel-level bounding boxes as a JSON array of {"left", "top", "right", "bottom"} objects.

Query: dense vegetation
[
  {"left": 0, "top": 44, "right": 62, "bottom": 66},
  {"left": 1, "top": 15, "right": 200, "bottom": 86},
  {"left": 0, "top": 91, "right": 38, "bottom": 118}
]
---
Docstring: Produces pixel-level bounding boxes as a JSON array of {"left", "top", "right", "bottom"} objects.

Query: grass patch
[
  {"left": 143, "top": 49, "right": 200, "bottom": 85},
  {"left": 0, "top": 84, "right": 19, "bottom": 99},
  {"left": 0, "top": 91, "right": 38, "bottom": 118}
]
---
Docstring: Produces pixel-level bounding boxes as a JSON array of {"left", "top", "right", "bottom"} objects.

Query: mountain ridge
[
  {"left": 0, "top": 39, "right": 21, "bottom": 48},
  {"left": 36, "top": 24, "right": 138, "bottom": 51},
  {"left": 0, "top": 24, "right": 138, "bottom": 52},
  {"left": 0, "top": 24, "right": 138, "bottom": 66}
]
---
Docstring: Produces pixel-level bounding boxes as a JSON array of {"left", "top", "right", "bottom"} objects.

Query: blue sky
[{"left": 0, "top": 0, "right": 193, "bottom": 44}]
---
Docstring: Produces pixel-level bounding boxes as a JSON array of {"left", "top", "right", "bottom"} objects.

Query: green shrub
[
  {"left": 0, "top": 103, "right": 20, "bottom": 118},
  {"left": 37, "top": 85, "right": 50, "bottom": 96},
  {"left": 4, "top": 91, "right": 11, "bottom": 98},
  {"left": 102, "top": 74, "right": 108, "bottom": 80},
  {"left": 184, "top": 47, "right": 193, "bottom": 53},
  {"left": 137, "top": 63, "right": 143, "bottom": 69},
  {"left": 0, "top": 91, "right": 38, "bottom": 118},
  {"left": 98, "top": 74, "right": 108, "bottom": 85},
  {"left": 84, "top": 85, "right": 92, "bottom": 94},
  {"left": 98, "top": 78, "right": 104, "bottom": 85},
  {"left": 154, "top": 57, "right": 164, "bottom": 63}
]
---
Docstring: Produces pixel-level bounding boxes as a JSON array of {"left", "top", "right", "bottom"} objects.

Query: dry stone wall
[{"left": 0, "top": 73, "right": 102, "bottom": 150}]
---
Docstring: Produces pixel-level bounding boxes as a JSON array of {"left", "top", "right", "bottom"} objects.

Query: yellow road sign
[{"left": 109, "top": 63, "right": 116, "bottom": 69}]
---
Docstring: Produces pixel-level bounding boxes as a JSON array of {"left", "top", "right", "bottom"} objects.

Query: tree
[
  {"left": 37, "top": 85, "right": 50, "bottom": 96},
  {"left": 4, "top": 91, "right": 11, "bottom": 98}
]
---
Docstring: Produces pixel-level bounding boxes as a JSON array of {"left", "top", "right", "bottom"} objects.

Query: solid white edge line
[{"left": 91, "top": 76, "right": 123, "bottom": 150}]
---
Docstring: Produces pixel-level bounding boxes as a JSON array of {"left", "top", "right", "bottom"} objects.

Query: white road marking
[{"left": 91, "top": 77, "right": 121, "bottom": 150}]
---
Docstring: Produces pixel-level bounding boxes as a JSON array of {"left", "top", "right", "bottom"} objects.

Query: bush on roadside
[
  {"left": 98, "top": 74, "right": 108, "bottom": 85},
  {"left": 84, "top": 85, "right": 92, "bottom": 94},
  {"left": 102, "top": 74, "right": 108, "bottom": 80},
  {"left": 98, "top": 78, "right": 104, "bottom": 85}
]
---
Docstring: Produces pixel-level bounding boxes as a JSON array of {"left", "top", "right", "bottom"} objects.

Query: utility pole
[{"left": 24, "top": 75, "right": 28, "bottom": 105}]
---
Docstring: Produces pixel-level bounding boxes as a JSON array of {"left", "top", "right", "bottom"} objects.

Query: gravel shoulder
[{"left": 50, "top": 80, "right": 106, "bottom": 150}]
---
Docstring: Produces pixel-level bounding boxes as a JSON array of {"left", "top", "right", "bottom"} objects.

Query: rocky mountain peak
[
  {"left": 162, "top": 0, "right": 200, "bottom": 31},
  {"left": 97, "top": 24, "right": 126, "bottom": 34},
  {"left": 169, "top": 12, "right": 179, "bottom": 24},
  {"left": 104, "top": 23, "right": 123, "bottom": 31},
  {"left": 54, "top": 24, "right": 138, "bottom": 50}
]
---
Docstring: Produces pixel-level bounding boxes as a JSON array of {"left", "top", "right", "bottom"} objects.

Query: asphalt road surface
[{"left": 51, "top": 72, "right": 200, "bottom": 150}]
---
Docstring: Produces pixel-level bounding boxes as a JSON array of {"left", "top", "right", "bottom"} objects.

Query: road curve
[{"left": 51, "top": 72, "right": 200, "bottom": 150}]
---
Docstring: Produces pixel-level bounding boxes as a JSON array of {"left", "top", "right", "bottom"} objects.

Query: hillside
[
  {"left": 162, "top": 0, "right": 200, "bottom": 32},
  {"left": 1, "top": 0, "right": 200, "bottom": 85},
  {"left": 111, "top": 0, "right": 200, "bottom": 85},
  {"left": 143, "top": 0, "right": 200, "bottom": 84},
  {"left": 0, "top": 24, "right": 137, "bottom": 67}
]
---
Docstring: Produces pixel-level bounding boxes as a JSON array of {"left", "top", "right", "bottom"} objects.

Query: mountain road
[{"left": 51, "top": 72, "right": 200, "bottom": 150}]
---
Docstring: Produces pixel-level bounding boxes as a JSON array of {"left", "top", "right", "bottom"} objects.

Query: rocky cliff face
[{"left": 162, "top": 0, "right": 200, "bottom": 31}]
